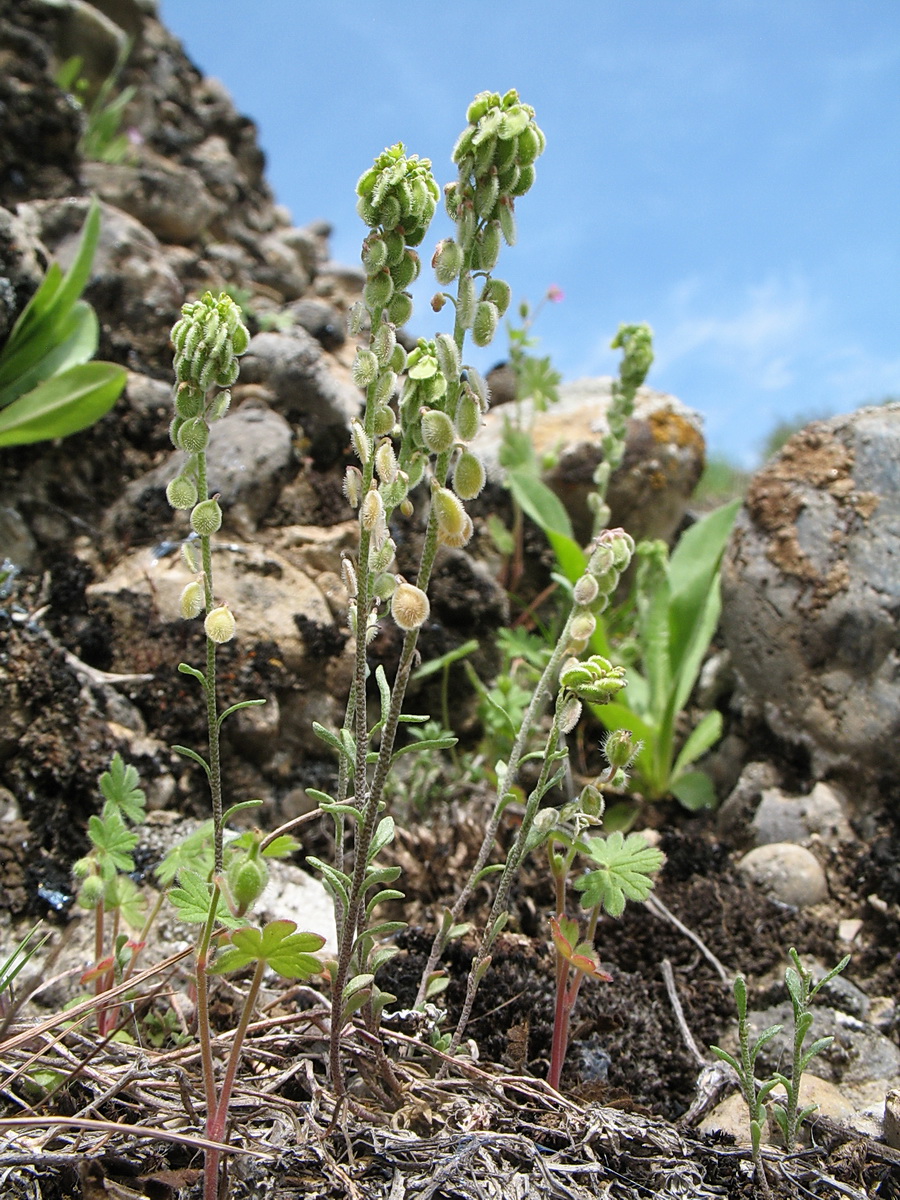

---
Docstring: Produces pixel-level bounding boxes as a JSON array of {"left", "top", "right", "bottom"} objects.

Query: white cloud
[{"left": 655, "top": 274, "right": 817, "bottom": 389}]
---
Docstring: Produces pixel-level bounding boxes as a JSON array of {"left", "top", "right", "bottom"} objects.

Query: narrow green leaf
[
  {"left": 506, "top": 467, "right": 573, "bottom": 537},
  {"left": 672, "top": 709, "right": 723, "bottom": 778},
  {"left": 391, "top": 735, "right": 457, "bottom": 759},
  {"left": 220, "top": 799, "right": 263, "bottom": 824},
  {"left": 177, "top": 662, "right": 207, "bottom": 685},
  {"left": 670, "top": 769, "right": 717, "bottom": 812},
  {"left": 217, "top": 698, "right": 267, "bottom": 730},
  {"left": 171, "top": 745, "right": 211, "bottom": 779},
  {"left": 411, "top": 638, "right": 480, "bottom": 681}
]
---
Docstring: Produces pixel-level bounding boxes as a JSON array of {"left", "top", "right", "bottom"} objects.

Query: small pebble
[{"left": 737, "top": 843, "right": 828, "bottom": 907}]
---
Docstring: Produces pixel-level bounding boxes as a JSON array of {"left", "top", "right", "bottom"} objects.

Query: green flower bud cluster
[
  {"left": 589, "top": 323, "right": 654, "bottom": 534},
  {"left": 356, "top": 144, "right": 439, "bottom": 327},
  {"left": 447, "top": 89, "right": 545, "bottom": 247},
  {"left": 171, "top": 291, "right": 250, "bottom": 394},
  {"left": 559, "top": 654, "right": 627, "bottom": 706}
]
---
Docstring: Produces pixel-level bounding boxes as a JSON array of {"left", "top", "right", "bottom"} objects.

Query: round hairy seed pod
[
  {"left": 343, "top": 465, "right": 363, "bottom": 508},
  {"left": 179, "top": 417, "right": 210, "bottom": 454},
  {"left": 390, "top": 249, "right": 420, "bottom": 291},
  {"left": 387, "top": 291, "right": 413, "bottom": 326},
  {"left": 175, "top": 385, "right": 204, "bottom": 420},
  {"left": 433, "top": 485, "right": 467, "bottom": 539},
  {"left": 498, "top": 199, "right": 517, "bottom": 246},
  {"left": 372, "top": 322, "right": 396, "bottom": 366},
  {"left": 190, "top": 499, "right": 222, "bottom": 536},
  {"left": 456, "top": 275, "right": 476, "bottom": 329},
  {"left": 352, "top": 348, "right": 379, "bottom": 389},
  {"left": 350, "top": 419, "right": 371, "bottom": 465},
  {"left": 166, "top": 475, "right": 198, "bottom": 511},
  {"left": 364, "top": 271, "right": 394, "bottom": 311},
  {"left": 452, "top": 450, "right": 486, "bottom": 500},
  {"left": 210, "top": 389, "right": 231, "bottom": 420},
  {"left": 421, "top": 409, "right": 456, "bottom": 455},
  {"left": 180, "top": 580, "right": 204, "bottom": 620},
  {"left": 570, "top": 612, "right": 597, "bottom": 642},
  {"left": 181, "top": 540, "right": 200, "bottom": 572},
  {"left": 434, "top": 333, "right": 461, "bottom": 382},
  {"left": 373, "top": 404, "right": 396, "bottom": 436},
  {"left": 472, "top": 301, "right": 499, "bottom": 347},
  {"left": 391, "top": 581, "right": 430, "bottom": 631},
  {"left": 437, "top": 510, "right": 473, "bottom": 548},
  {"left": 573, "top": 574, "right": 600, "bottom": 607},
  {"left": 454, "top": 393, "right": 482, "bottom": 442},
  {"left": 204, "top": 604, "right": 235, "bottom": 644},
  {"left": 432, "top": 238, "right": 464, "bottom": 285},
  {"left": 374, "top": 439, "right": 398, "bottom": 484},
  {"left": 360, "top": 487, "right": 384, "bottom": 532}
]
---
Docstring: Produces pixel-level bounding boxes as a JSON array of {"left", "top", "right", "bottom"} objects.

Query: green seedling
[
  {"left": 56, "top": 38, "right": 137, "bottom": 164},
  {"left": 0, "top": 198, "right": 126, "bottom": 447},
  {"left": 711, "top": 949, "right": 850, "bottom": 1195}
]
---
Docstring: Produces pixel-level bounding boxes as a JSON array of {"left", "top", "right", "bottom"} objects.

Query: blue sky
[{"left": 159, "top": 1, "right": 899, "bottom": 465}]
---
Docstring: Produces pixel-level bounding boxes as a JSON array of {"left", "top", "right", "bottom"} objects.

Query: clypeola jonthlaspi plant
[
  {"left": 710, "top": 950, "right": 849, "bottom": 1197},
  {"left": 164, "top": 291, "right": 325, "bottom": 1200},
  {"left": 0, "top": 198, "right": 126, "bottom": 447}
]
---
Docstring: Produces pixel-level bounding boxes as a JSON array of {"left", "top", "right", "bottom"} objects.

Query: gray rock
[
  {"left": 737, "top": 843, "right": 828, "bottom": 907},
  {"left": 240, "top": 327, "right": 361, "bottom": 436},
  {"left": 0, "top": 507, "right": 37, "bottom": 572},
  {"left": 722, "top": 406, "right": 900, "bottom": 782},
  {"left": 288, "top": 299, "right": 346, "bottom": 350},
  {"left": 717, "top": 761, "right": 782, "bottom": 844},
  {"left": 82, "top": 152, "right": 222, "bottom": 243},
  {"left": 473, "top": 378, "right": 705, "bottom": 546},
  {"left": 752, "top": 782, "right": 854, "bottom": 847},
  {"left": 110, "top": 398, "right": 294, "bottom": 536}
]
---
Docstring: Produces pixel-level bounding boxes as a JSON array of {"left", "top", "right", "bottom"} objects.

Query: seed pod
[
  {"left": 573, "top": 574, "right": 600, "bottom": 607},
  {"left": 191, "top": 499, "right": 223, "bottom": 536},
  {"left": 475, "top": 172, "right": 500, "bottom": 221},
  {"left": 509, "top": 163, "right": 536, "bottom": 197},
  {"left": 452, "top": 450, "right": 486, "bottom": 500},
  {"left": 205, "top": 604, "right": 235, "bottom": 644},
  {"left": 181, "top": 541, "right": 200, "bottom": 572},
  {"left": 364, "top": 271, "right": 394, "bottom": 311},
  {"left": 479, "top": 222, "right": 502, "bottom": 271},
  {"left": 434, "top": 333, "right": 461, "bottom": 382},
  {"left": 391, "top": 581, "right": 430, "bottom": 631},
  {"left": 464, "top": 365, "right": 490, "bottom": 409},
  {"left": 456, "top": 274, "right": 476, "bottom": 329},
  {"left": 432, "top": 238, "right": 463, "bottom": 285},
  {"left": 515, "top": 123, "right": 543, "bottom": 166},
  {"left": 169, "top": 416, "right": 185, "bottom": 448},
  {"left": 570, "top": 612, "right": 597, "bottom": 643},
  {"left": 352, "top": 349, "right": 379, "bottom": 389},
  {"left": 482, "top": 275, "right": 511, "bottom": 316},
  {"left": 341, "top": 555, "right": 357, "bottom": 598},
  {"left": 166, "top": 475, "right": 198, "bottom": 511},
  {"left": 390, "top": 249, "right": 419, "bottom": 291},
  {"left": 350, "top": 419, "right": 371, "bottom": 465},
  {"left": 348, "top": 301, "right": 366, "bottom": 335},
  {"left": 362, "top": 236, "right": 388, "bottom": 274},
  {"left": 437, "top": 510, "right": 473, "bottom": 548},
  {"left": 373, "top": 404, "right": 396, "bottom": 436},
  {"left": 343, "top": 465, "right": 362, "bottom": 508},
  {"left": 375, "top": 439, "right": 398, "bottom": 484},
  {"left": 421, "top": 409, "right": 456, "bottom": 455},
  {"left": 180, "top": 580, "right": 204, "bottom": 620},
  {"left": 454, "top": 393, "right": 482, "bottom": 442},
  {"left": 387, "top": 291, "right": 413, "bottom": 326},
  {"left": 175, "top": 384, "right": 204, "bottom": 420},
  {"left": 215, "top": 357, "right": 240, "bottom": 388},
  {"left": 498, "top": 198, "right": 517, "bottom": 246},
  {"left": 558, "top": 695, "right": 583, "bottom": 735},
  {"left": 433, "top": 485, "right": 467, "bottom": 540},
  {"left": 369, "top": 537, "right": 396, "bottom": 574},
  {"left": 372, "top": 322, "right": 396, "bottom": 366},
  {"left": 472, "top": 301, "right": 499, "bottom": 347},
  {"left": 179, "top": 417, "right": 210, "bottom": 454},
  {"left": 226, "top": 851, "right": 269, "bottom": 917},
  {"left": 360, "top": 487, "right": 384, "bottom": 532},
  {"left": 389, "top": 341, "right": 408, "bottom": 373},
  {"left": 603, "top": 728, "right": 639, "bottom": 771},
  {"left": 77, "top": 874, "right": 105, "bottom": 910},
  {"left": 210, "top": 389, "right": 231, "bottom": 420}
]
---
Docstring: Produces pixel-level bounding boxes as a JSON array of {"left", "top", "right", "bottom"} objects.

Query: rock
[
  {"left": 289, "top": 298, "right": 346, "bottom": 351},
  {"left": 722, "top": 406, "right": 900, "bottom": 783},
  {"left": 747, "top": 1002, "right": 900, "bottom": 1107},
  {"left": 82, "top": 151, "right": 222, "bottom": 243},
  {"left": 49, "top": 0, "right": 128, "bottom": 81},
  {"left": 0, "top": 507, "right": 38, "bottom": 572},
  {"left": 240, "top": 327, "right": 361, "bottom": 439},
  {"left": 751, "top": 781, "right": 854, "bottom": 847},
  {"left": 884, "top": 1089, "right": 900, "bottom": 1150},
  {"left": 716, "top": 760, "right": 781, "bottom": 844},
  {"left": 737, "top": 843, "right": 828, "bottom": 907},
  {"left": 472, "top": 378, "right": 705, "bottom": 546},
  {"left": 700, "top": 1074, "right": 856, "bottom": 1144}
]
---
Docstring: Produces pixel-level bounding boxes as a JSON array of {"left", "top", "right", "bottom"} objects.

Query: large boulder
[
  {"left": 722, "top": 404, "right": 900, "bottom": 782},
  {"left": 473, "top": 377, "right": 705, "bottom": 546}
]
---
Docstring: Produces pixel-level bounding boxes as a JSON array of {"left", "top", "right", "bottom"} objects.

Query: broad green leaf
[
  {"left": 672, "top": 709, "right": 723, "bottom": 778},
  {"left": 546, "top": 528, "right": 588, "bottom": 584},
  {"left": 169, "top": 870, "right": 238, "bottom": 927},
  {"left": 0, "top": 302, "right": 98, "bottom": 408},
  {"left": 213, "top": 920, "right": 325, "bottom": 978},
  {"left": 670, "top": 769, "right": 717, "bottom": 811},
  {"left": 670, "top": 576, "right": 723, "bottom": 716},
  {"left": 506, "top": 467, "right": 573, "bottom": 538},
  {"left": 575, "top": 831, "right": 665, "bottom": 917},
  {"left": 88, "top": 810, "right": 137, "bottom": 874},
  {"left": 99, "top": 752, "right": 145, "bottom": 824},
  {"left": 0, "top": 362, "right": 125, "bottom": 447},
  {"left": 667, "top": 498, "right": 740, "bottom": 676}
]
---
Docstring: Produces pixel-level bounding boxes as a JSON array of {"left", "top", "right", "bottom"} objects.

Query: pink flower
[{"left": 546, "top": 284, "right": 565, "bottom": 303}]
